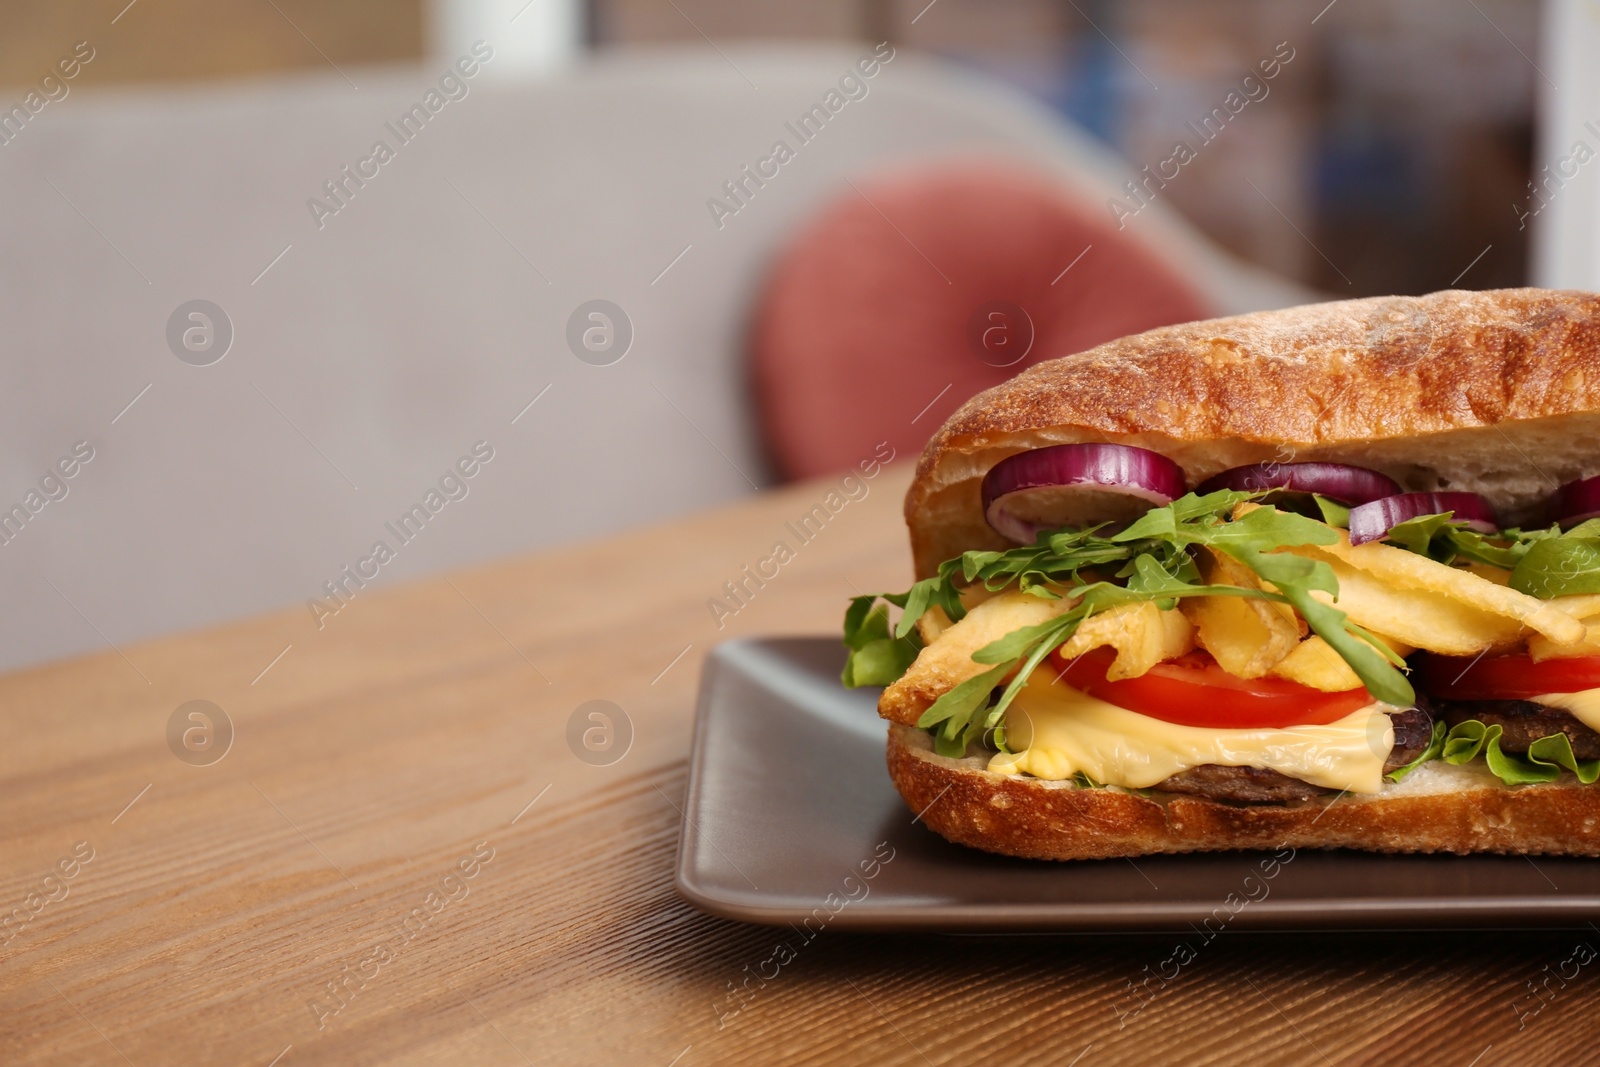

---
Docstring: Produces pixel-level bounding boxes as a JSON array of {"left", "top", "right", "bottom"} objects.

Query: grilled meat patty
[
  {"left": 1154, "top": 705, "right": 1436, "bottom": 804},
  {"left": 1153, "top": 699, "right": 1600, "bottom": 804},
  {"left": 1154, "top": 762, "right": 1329, "bottom": 803},
  {"left": 1434, "top": 698, "right": 1600, "bottom": 759}
]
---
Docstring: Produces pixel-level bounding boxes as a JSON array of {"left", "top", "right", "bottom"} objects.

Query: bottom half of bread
[{"left": 887, "top": 723, "right": 1600, "bottom": 860}]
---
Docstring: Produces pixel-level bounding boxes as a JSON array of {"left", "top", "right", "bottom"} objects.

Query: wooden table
[{"left": 5, "top": 463, "right": 1599, "bottom": 1066}]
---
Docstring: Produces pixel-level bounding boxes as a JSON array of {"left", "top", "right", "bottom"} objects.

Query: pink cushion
[{"left": 751, "top": 162, "right": 1212, "bottom": 480}]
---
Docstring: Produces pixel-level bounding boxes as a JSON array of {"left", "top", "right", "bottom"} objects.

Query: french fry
[
  {"left": 1376, "top": 633, "right": 1416, "bottom": 657},
  {"left": 1180, "top": 548, "right": 1301, "bottom": 678},
  {"left": 1310, "top": 534, "right": 1585, "bottom": 645},
  {"left": 1463, "top": 562, "right": 1512, "bottom": 587},
  {"left": 1527, "top": 590, "right": 1600, "bottom": 659},
  {"left": 1551, "top": 593, "right": 1600, "bottom": 622},
  {"left": 900, "top": 590, "right": 1195, "bottom": 698},
  {"left": 903, "top": 590, "right": 1074, "bottom": 690},
  {"left": 1270, "top": 636, "right": 1363, "bottom": 692},
  {"left": 916, "top": 606, "right": 954, "bottom": 645},
  {"left": 914, "top": 583, "right": 1006, "bottom": 645},
  {"left": 1058, "top": 601, "right": 1194, "bottom": 680},
  {"left": 1530, "top": 623, "right": 1600, "bottom": 662},
  {"left": 1208, "top": 548, "right": 1307, "bottom": 636},
  {"left": 1292, "top": 546, "right": 1524, "bottom": 655}
]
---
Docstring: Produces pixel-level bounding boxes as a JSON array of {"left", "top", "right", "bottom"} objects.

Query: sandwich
[{"left": 842, "top": 288, "right": 1600, "bottom": 859}]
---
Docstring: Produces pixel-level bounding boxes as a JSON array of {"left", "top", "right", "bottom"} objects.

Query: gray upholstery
[{"left": 0, "top": 45, "right": 1307, "bottom": 672}]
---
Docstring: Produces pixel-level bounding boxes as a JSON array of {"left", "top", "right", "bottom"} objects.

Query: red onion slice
[
  {"left": 1553, "top": 474, "right": 1600, "bottom": 526},
  {"left": 1347, "top": 492, "right": 1498, "bottom": 547},
  {"left": 1195, "top": 462, "right": 1401, "bottom": 506},
  {"left": 981, "top": 444, "right": 1187, "bottom": 543}
]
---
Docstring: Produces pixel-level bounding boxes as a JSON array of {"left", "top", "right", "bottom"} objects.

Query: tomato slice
[
  {"left": 1414, "top": 652, "right": 1600, "bottom": 701},
  {"left": 1051, "top": 646, "right": 1373, "bottom": 729}
]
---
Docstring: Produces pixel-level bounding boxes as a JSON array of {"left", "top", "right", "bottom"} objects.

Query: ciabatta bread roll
[
  {"left": 851, "top": 289, "right": 1600, "bottom": 860},
  {"left": 907, "top": 289, "right": 1600, "bottom": 577}
]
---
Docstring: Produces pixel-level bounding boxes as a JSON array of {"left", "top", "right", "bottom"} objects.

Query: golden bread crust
[
  {"left": 907, "top": 288, "right": 1600, "bottom": 577},
  {"left": 887, "top": 724, "right": 1600, "bottom": 860}
]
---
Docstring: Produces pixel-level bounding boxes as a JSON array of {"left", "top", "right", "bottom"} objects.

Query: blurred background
[
  {"left": 1, "top": 0, "right": 1552, "bottom": 292},
  {"left": 1, "top": 0, "right": 1594, "bottom": 673}
]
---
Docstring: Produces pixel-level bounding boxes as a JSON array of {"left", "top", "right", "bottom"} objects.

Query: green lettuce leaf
[
  {"left": 1440, "top": 719, "right": 1600, "bottom": 785},
  {"left": 1527, "top": 731, "right": 1600, "bottom": 784},
  {"left": 841, "top": 599, "right": 922, "bottom": 687},
  {"left": 1386, "top": 719, "right": 1446, "bottom": 782}
]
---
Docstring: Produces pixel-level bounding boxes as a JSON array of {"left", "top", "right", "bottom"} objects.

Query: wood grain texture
[{"left": 4, "top": 462, "right": 1600, "bottom": 1066}]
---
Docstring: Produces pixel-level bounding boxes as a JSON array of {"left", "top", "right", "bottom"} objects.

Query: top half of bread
[{"left": 908, "top": 288, "right": 1600, "bottom": 578}]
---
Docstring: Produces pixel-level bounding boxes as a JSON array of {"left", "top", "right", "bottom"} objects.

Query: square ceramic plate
[{"left": 675, "top": 637, "right": 1600, "bottom": 931}]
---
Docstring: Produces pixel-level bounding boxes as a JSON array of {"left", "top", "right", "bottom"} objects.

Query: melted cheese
[
  {"left": 1531, "top": 690, "right": 1600, "bottom": 733},
  {"left": 988, "top": 674, "right": 1393, "bottom": 793}
]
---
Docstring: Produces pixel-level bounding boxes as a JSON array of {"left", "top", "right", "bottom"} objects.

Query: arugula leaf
[
  {"left": 916, "top": 664, "right": 1008, "bottom": 731},
  {"left": 895, "top": 579, "right": 938, "bottom": 639},
  {"left": 970, "top": 612, "right": 1078, "bottom": 665},
  {"left": 1200, "top": 504, "right": 1341, "bottom": 551},
  {"left": 1336, "top": 505, "right": 1600, "bottom": 601},
  {"left": 1511, "top": 532, "right": 1600, "bottom": 598},
  {"left": 917, "top": 664, "right": 1010, "bottom": 758},
  {"left": 1314, "top": 495, "right": 1351, "bottom": 528},
  {"left": 1379, "top": 512, "right": 1555, "bottom": 577},
  {"left": 1123, "top": 552, "right": 1199, "bottom": 607},
  {"left": 984, "top": 612, "right": 1083, "bottom": 726},
  {"left": 1383, "top": 513, "right": 1462, "bottom": 560}
]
